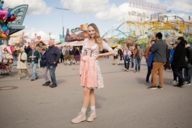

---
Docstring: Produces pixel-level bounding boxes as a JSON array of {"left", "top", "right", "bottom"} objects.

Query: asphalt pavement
[{"left": 0, "top": 58, "right": 192, "bottom": 128}]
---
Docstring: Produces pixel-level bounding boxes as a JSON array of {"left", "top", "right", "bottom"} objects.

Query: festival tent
[{"left": 58, "top": 41, "right": 84, "bottom": 47}]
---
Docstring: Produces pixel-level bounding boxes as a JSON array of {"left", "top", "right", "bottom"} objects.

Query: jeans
[
  {"left": 184, "top": 64, "right": 192, "bottom": 83},
  {"left": 134, "top": 57, "right": 141, "bottom": 72},
  {"left": 31, "top": 61, "right": 38, "bottom": 79},
  {"left": 48, "top": 65, "right": 57, "bottom": 85},
  {"left": 43, "top": 67, "right": 50, "bottom": 82},
  {"left": 124, "top": 55, "right": 130, "bottom": 70},
  {"left": 131, "top": 57, "right": 134, "bottom": 68}
]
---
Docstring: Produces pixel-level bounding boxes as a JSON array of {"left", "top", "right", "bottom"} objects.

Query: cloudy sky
[{"left": 4, "top": 0, "right": 192, "bottom": 41}]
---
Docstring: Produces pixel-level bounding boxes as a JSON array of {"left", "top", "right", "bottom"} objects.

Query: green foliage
[
  {"left": 187, "top": 36, "right": 192, "bottom": 44},
  {"left": 136, "top": 37, "right": 149, "bottom": 48},
  {"left": 117, "top": 38, "right": 126, "bottom": 44}
]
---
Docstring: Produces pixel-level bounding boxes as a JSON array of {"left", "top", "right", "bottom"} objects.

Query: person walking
[
  {"left": 149, "top": 32, "right": 167, "bottom": 89},
  {"left": 123, "top": 46, "right": 132, "bottom": 71},
  {"left": 28, "top": 44, "right": 40, "bottom": 81},
  {"left": 133, "top": 44, "right": 142, "bottom": 72},
  {"left": 169, "top": 43, "right": 177, "bottom": 85},
  {"left": 172, "top": 37, "right": 187, "bottom": 87},
  {"left": 17, "top": 47, "right": 30, "bottom": 79},
  {"left": 71, "top": 23, "right": 114, "bottom": 124},
  {"left": 40, "top": 47, "right": 50, "bottom": 86},
  {"left": 45, "top": 39, "right": 60, "bottom": 88}
]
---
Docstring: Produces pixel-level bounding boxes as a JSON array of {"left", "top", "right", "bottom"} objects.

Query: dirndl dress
[{"left": 79, "top": 39, "right": 112, "bottom": 89}]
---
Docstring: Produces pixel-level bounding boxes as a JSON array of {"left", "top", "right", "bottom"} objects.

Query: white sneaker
[
  {"left": 87, "top": 112, "right": 96, "bottom": 122},
  {"left": 71, "top": 112, "right": 86, "bottom": 124},
  {"left": 185, "top": 81, "right": 191, "bottom": 86},
  {"left": 172, "top": 80, "right": 177, "bottom": 85}
]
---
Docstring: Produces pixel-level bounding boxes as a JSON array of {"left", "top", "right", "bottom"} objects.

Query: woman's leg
[
  {"left": 82, "top": 87, "right": 91, "bottom": 109},
  {"left": 72, "top": 87, "right": 91, "bottom": 123},
  {"left": 90, "top": 89, "right": 95, "bottom": 107},
  {"left": 87, "top": 89, "right": 96, "bottom": 122}
]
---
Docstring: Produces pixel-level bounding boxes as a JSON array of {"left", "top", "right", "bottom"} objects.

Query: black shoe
[
  {"left": 42, "top": 81, "right": 51, "bottom": 86},
  {"left": 31, "top": 79, "right": 35, "bottom": 81},
  {"left": 175, "top": 83, "right": 184, "bottom": 88},
  {"left": 49, "top": 84, "right": 57, "bottom": 88},
  {"left": 157, "top": 86, "right": 163, "bottom": 89}
]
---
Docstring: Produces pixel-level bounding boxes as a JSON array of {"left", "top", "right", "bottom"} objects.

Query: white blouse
[{"left": 81, "top": 39, "right": 112, "bottom": 57}]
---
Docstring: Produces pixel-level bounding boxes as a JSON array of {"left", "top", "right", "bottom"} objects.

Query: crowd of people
[
  {"left": 112, "top": 42, "right": 144, "bottom": 73},
  {"left": 144, "top": 33, "right": 192, "bottom": 88},
  {"left": 0, "top": 23, "right": 192, "bottom": 124},
  {"left": 60, "top": 46, "right": 81, "bottom": 65},
  {"left": 16, "top": 39, "right": 61, "bottom": 88},
  {"left": 111, "top": 32, "right": 192, "bottom": 88}
]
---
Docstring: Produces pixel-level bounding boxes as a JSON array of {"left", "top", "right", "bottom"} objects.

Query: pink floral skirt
[{"left": 80, "top": 56, "right": 104, "bottom": 89}]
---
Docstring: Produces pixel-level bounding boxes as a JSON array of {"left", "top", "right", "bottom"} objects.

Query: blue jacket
[
  {"left": 45, "top": 46, "right": 61, "bottom": 67},
  {"left": 148, "top": 53, "right": 154, "bottom": 67},
  {"left": 169, "top": 49, "right": 175, "bottom": 64}
]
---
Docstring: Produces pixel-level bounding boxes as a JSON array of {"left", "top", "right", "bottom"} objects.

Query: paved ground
[{"left": 0, "top": 58, "right": 192, "bottom": 128}]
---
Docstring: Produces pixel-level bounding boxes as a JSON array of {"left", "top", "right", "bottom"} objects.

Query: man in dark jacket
[
  {"left": 172, "top": 37, "right": 187, "bottom": 87},
  {"left": 45, "top": 39, "right": 61, "bottom": 88},
  {"left": 150, "top": 32, "right": 167, "bottom": 89},
  {"left": 40, "top": 47, "right": 51, "bottom": 86}
]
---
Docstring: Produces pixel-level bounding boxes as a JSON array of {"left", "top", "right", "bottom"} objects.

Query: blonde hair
[{"left": 88, "top": 23, "right": 103, "bottom": 51}]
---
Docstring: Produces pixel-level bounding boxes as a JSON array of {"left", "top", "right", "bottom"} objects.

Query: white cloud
[
  {"left": 95, "top": 0, "right": 192, "bottom": 22},
  {"left": 144, "top": 0, "right": 192, "bottom": 21},
  {"left": 145, "top": 0, "right": 160, "bottom": 4},
  {"left": 146, "top": 0, "right": 192, "bottom": 14},
  {"left": 169, "top": 0, "right": 192, "bottom": 14},
  {"left": 4, "top": 0, "right": 51, "bottom": 15},
  {"left": 59, "top": 0, "right": 154, "bottom": 22},
  {"left": 96, "top": 3, "right": 153, "bottom": 22},
  {"left": 60, "top": 0, "right": 109, "bottom": 13}
]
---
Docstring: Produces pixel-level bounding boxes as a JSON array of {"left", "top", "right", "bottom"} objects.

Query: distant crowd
[{"left": 109, "top": 33, "right": 192, "bottom": 88}]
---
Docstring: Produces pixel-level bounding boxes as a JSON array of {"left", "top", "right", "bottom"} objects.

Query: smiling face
[{"left": 88, "top": 26, "right": 96, "bottom": 39}]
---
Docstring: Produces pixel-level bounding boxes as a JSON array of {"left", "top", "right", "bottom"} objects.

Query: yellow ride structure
[{"left": 125, "top": 16, "right": 192, "bottom": 35}]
